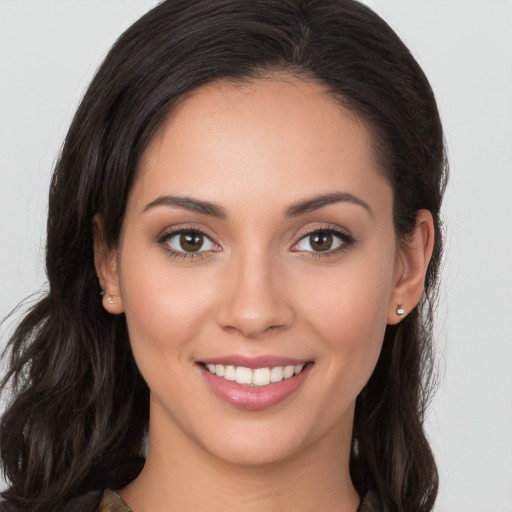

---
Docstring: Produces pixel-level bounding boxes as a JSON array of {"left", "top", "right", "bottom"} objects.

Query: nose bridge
[{"left": 217, "top": 242, "right": 292, "bottom": 337}]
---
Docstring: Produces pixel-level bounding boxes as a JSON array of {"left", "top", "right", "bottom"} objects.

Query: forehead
[{"left": 130, "top": 76, "right": 391, "bottom": 214}]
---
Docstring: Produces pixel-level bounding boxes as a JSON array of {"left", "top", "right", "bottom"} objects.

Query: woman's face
[{"left": 105, "top": 77, "right": 404, "bottom": 465}]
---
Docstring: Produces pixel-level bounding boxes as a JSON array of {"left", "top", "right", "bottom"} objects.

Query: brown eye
[
  {"left": 309, "top": 232, "right": 333, "bottom": 252},
  {"left": 292, "top": 228, "right": 350, "bottom": 254},
  {"left": 180, "top": 232, "right": 204, "bottom": 252},
  {"left": 163, "top": 230, "right": 219, "bottom": 255}
]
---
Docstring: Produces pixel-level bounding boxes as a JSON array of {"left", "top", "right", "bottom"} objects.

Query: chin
[
  {"left": 202, "top": 431, "right": 310, "bottom": 468},
  {"left": 190, "top": 407, "right": 347, "bottom": 469}
]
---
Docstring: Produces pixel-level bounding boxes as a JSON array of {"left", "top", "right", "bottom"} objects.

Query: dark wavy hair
[{"left": 0, "top": 1, "right": 447, "bottom": 511}]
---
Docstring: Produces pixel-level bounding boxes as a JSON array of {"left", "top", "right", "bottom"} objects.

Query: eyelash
[
  {"left": 291, "top": 225, "right": 355, "bottom": 259},
  {"left": 157, "top": 226, "right": 220, "bottom": 261},
  {"left": 157, "top": 224, "right": 354, "bottom": 261}
]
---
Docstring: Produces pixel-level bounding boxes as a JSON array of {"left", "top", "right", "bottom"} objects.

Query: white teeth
[
  {"left": 224, "top": 365, "right": 236, "bottom": 381},
  {"left": 204, "top": 363, "right": 306, "bottom": 387},
  {"left": 253, "top": 367, "right": 271, "bottom": 386},
  {"left": 235, "top": 366, "right": 253, "bottom": 385},
  {"left": 283, "top": 365, "right": 295, "bottom": 379},
  {"left": 270, "top": 366, "right": 283, "bottom": 383}
]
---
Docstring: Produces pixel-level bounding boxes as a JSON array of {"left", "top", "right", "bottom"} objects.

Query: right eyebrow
[
  {"left": 142, "top": 195, "right": 227, "bottom": 219},
  {"left": 285, "top": 192, "right": 373, "bottom": 218}
]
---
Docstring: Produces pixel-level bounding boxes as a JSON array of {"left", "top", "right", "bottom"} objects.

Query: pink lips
[{"left": 198, "top": 355, "right": 313, "bottom": 410}]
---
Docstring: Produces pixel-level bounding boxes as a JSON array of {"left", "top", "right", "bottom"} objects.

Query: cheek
[
  {"left": 294, "top": 250, "right": 396, "bottom": 391},
  {"left": 117, "top": 244, "right": 217, "bottom": 373},
  {"left": 318, "top": 284, "right": 387, "bottom": 383},
  {"left": 299, "top": 258, "right": 393, "bottom": 339}
]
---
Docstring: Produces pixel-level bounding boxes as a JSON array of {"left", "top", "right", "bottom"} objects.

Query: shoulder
[
  {"left": 0, "top": 489, "right": 105, "bottom": 512},
  {"left": 65, "top": 489, "right": 131, "bottom": 512},
  {"left": 94, "top": 490, "right": 131, "bottom": 512},
  {"left": 65, "top": 489, "right": 104, "bottom": 512},
  {"left": 2, "top": 489, "right": 378, "bottom": 512},
  {"left": 55, "top": 489, "right": 129, "bottom": 512}
]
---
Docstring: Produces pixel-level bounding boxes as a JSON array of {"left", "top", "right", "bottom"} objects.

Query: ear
[
  {"left": 387, "top": 209, "right": 435, "bottom": 324},
  {"left": 93, "top": 214, "right": 124, "bottom": 314}
]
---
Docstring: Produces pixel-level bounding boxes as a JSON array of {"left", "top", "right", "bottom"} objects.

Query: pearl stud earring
[
  {"left": 101, "top": 291, "right": 114, "bottom": 304},
  {"left": 396, "top": 304, "right": 405, "bottom": 316}
]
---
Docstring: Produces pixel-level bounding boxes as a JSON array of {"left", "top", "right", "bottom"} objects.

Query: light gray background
[{"left": 1, "top": 1, "right": 511, "bottom": 510}]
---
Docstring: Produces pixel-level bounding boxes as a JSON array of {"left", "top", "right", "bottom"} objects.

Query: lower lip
[{"left": 199, "top": 364, "right": 313, "bottom": 410}]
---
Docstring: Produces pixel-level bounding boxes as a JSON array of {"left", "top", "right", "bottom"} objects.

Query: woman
[{"left": 0, "top": 1, "right": 447, "bottom": 511}]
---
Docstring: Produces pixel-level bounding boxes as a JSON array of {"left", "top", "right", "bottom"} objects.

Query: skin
[{"left": 95, "top": 75, "right": 434, "bottom": 512}]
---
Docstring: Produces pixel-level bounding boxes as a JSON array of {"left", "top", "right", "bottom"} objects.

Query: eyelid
[
  {"left": 290, "top": 224, "right": 354, "bottom": 254},
  {"left": 156, "top": 223, "right": 353, "bottom": 260},
  {"left": 157, "top": 225, "right": 221, "bottom": 259}
]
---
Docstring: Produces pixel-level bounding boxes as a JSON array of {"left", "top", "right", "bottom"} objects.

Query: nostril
[{"left": 217, "top": 300, "right": 295, "bottom": 338}]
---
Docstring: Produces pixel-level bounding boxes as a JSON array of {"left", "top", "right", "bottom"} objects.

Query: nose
[{"left": 216, "top": 249, "right": 294, "bottom": 339}]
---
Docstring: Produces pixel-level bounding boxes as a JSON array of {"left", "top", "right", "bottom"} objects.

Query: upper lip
[{"left": 198, "top": 355, "right": 311, "bottom": 369}]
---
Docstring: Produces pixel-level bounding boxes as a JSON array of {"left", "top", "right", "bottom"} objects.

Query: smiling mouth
[
  {"left": 201, "top": 363, "right": 309, "bottom": 387},
  {"left": 199, "top": 359, "right": 314, "bottom": 409}
]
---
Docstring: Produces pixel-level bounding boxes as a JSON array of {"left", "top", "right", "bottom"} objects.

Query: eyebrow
[
  {"left": 286, "top": 192, "right": 372, "bottom": 217},
  {"left": 143, "top": 191, "right": 372, "bottom": 219},
  {"left": 143, "top": 195, "right": 227, "bottom": 218}
]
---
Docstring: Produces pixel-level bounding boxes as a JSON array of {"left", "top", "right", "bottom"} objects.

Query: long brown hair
[{"left": 1, "top": 1, "right": 447, "bottom": 510}]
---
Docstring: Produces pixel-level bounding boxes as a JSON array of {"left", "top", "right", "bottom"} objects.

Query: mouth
[
  {"left": 201, "top": 362, "right": 308, "bottom": 387},
  {"left": 197, "top": 358, "right": 314, "bottom": 410}
]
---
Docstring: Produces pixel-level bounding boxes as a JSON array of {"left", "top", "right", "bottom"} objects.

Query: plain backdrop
[{"left": 1, "top": 1, "right": 511, "bottom": 510}]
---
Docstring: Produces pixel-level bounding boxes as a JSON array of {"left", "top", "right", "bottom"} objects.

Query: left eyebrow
[
  {"left": 286, "top": 192, "right": 373, "bottom": 217},
  {"left": 142, "top": 195, "right": 227, "bottom": 218}
]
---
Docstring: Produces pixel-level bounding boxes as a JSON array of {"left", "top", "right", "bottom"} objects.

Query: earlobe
[
  {"left": 387, "top": 210, "right": 435, "bottom": 325},
  {"left": 93, "top": 215, "right": 124, "bottom": 314}
]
